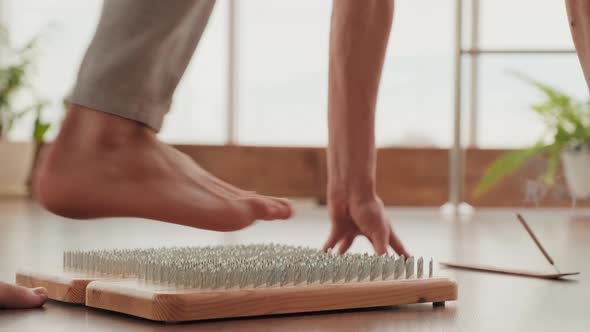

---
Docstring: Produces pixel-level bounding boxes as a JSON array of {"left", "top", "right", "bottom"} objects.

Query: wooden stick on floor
[
  {"left": 438, "top": 262, "right": 579, "bottom": 279},
  {"left": 516, "top": 213, "right": 560, "bottom": 274},
  {"left": 441, "top": 213, "right": 581, "bottom": 279}
]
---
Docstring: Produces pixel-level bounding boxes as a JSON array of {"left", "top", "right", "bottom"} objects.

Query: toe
[
  {"left": 258, "top": 196, "right": 293, "bottom": 219},
  {"left": 243, "top": 196, "right": 292, "bottom": 221},
  {"left": 244, "top": 197, "right": 273, "bottom": 220},
  {"left": 0, "top": 282, "right": 48, "bottom": 309}
]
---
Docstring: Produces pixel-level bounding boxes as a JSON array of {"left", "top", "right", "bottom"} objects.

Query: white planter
[
  {"left": 562, "top": 147, "right": 590, "bottom": 199},
  {"left": 0, "top": 140, "right": 35, "bottom": 197}
]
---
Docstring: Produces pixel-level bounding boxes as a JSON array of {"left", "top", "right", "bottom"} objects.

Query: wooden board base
[
  {"left": 17, "top": 270, "right": 457, "bottom": 322},
  {"left": 16, "top": 270, "right": 112, "bottom": 304}
]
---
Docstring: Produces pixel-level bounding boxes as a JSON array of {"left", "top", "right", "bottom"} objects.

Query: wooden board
[
  {"left": 16, "top": 270, "right": 457, "bottom": 322},
  {"left": 16, "top": 270, "right": 104, "bottom": 304},
  {"left": 86, "top": 278, "right": 457, "bottom": 322},
  {"left": 440, "top": 262, "right": 581, "bottom": 279}
]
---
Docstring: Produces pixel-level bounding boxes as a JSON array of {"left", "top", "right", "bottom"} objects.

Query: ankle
[{"left": 57, "top": 105, "right": 155, "bottom": 149}]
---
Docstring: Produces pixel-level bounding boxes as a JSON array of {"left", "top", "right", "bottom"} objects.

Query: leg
[
  {"left": 69, "top": 0, "right": 217, "bottom": 131},
  {"left": 0, "top": 282, "right": 47, "bottom": 309},
  {"left": 35, "top": 0, "right": 292, "bottom": 230},
  {"left": 566, "top": 0, "right": 590, "bottom": 87}
]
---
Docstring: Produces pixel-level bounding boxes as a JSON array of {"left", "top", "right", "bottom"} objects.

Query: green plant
[
  {"left": 475, "top": 72, "right": 590, "bottom": 196},
  {"left": 0, "top": 27, "right": 49, "bottom": 142}
]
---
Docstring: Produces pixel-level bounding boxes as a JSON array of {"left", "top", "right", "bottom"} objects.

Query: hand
[{"left": 323, "top": 192, "right": 409, "bottom": 257}]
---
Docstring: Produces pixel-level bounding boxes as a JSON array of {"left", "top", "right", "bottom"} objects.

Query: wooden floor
[{"left": 0, "top": 199, "right": 588, "bottom": 331}]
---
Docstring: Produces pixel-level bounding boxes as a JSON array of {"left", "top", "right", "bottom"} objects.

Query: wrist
[
  {"left": 327, "top": 174, "right": 377, "bottom": 205},
  {"left": 327, "top": 146, "right": 377, "bottom": 205}
]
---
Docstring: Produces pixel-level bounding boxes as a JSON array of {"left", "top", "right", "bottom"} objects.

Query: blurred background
[{"left": 1, "top": 0, "right": 588, "bottom": 209}]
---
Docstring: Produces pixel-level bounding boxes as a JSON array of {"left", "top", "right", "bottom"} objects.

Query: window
[
  {"left": 237, "top": 0, "right": 331, "bottom": 146},
  {"left": 5, "top": 0, "right": 582, "bottom": 150},
  {"left": 477, "top": 55, "right": 585, "bottom": 148},
  {"left": 473, "top": 0, "right": 582, "bottom": 148},
  {"left": 377, "top": 0, "right": 454, "bottom": 148},
  {"left": 6, "top": 0, "right": 102, "bottom": 140},
  {"left": 237, "top": 0, "right": 455, "bottom": 147},
  {"left": 480, "top": 0, "right": 573, "bottom": 50},
  {"left": 6, "top": 0, "right": 228, "bottom": 144},
  {"left": 159, "top": 0, "right": 229, "bottom": 144}
]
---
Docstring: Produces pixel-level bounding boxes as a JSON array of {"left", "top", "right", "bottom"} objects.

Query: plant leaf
[
  {"left": 33, "top": 122, "right": 50, "bottom": 143},
  {"left": 474, "top": 143, "right": 547, "bottom": 197},
  {"left": 542, "top": 143, "right": 565, "bottom": 186}
]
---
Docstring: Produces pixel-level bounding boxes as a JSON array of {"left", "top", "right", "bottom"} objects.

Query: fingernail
[{"left": 32, "top": 287, "right": 48, "bottom": 298}]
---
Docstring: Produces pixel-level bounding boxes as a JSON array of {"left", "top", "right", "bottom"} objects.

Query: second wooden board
[{"left": 85, "top": 277, "right": 457, "bottom": 322}]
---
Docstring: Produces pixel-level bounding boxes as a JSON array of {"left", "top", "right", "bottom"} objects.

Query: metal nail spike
[
  {"left": 358, "top": 259, "right": 370, "bottom": 282},
  {"left": 369, "top": 256, "right": 382, "bottom": 281},
  {"left": 417, "top": 257, "right": 424, "bottom": 278},
  {"left": 405, "top": 256, "right": 415, "bottom": 279},
  {"left": 333, "top": 261, "right": 346, "bottom": 283},
  {"left": 382, "top": 256, "right": 395, "bottom": 280},
  {"left": 394, "top": 256, "right": 405, "bottom": 279},
  {"left": 63, "top": 245, "right": 432, "bottom": 289}
]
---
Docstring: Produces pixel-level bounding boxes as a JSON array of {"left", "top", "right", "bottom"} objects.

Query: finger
[
  {"left": 389, "top": 230, "right": 410, "bottom": 257},
  {"left": 323, "top": 229, "right": 341, "bottom": 252},
  {"left": 337, "top": 234, "right": 356, "bottom": 255},
  {"left": 369, "top": 230, "right": 389, "bottom": 256}
]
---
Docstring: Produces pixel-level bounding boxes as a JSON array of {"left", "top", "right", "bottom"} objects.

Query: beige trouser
[{"left": 69, "top": 0, "right": 216, "bottom": 131}]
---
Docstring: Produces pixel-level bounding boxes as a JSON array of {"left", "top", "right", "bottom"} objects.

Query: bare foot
[
  {"left": 0, "top": 282, "right": 47, "bottom": 309},
  {"left": 36, "top": 106, "right": 293, "bottom": 231}
]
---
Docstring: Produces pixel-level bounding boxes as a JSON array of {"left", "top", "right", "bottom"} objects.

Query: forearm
[
  {"left": 328, "top": 0, "right": 394, "bottom": 200},
  {"left": 566, "top": 0, "right": 590, "bottom": 88}
]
